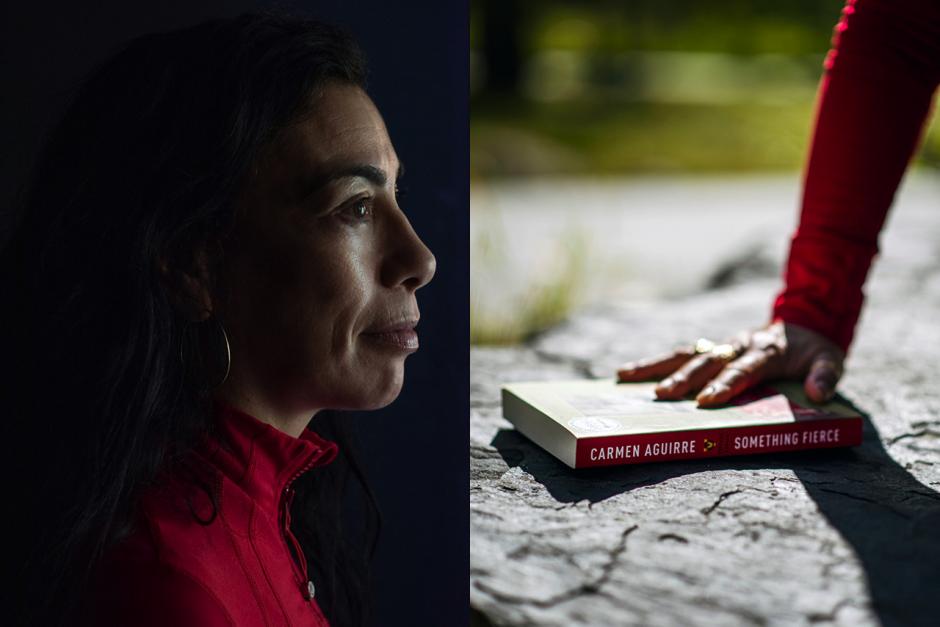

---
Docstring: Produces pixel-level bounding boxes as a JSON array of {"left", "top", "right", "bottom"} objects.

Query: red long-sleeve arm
[{"left": 771, "top": 0, "right": 940, "bottom": 353}]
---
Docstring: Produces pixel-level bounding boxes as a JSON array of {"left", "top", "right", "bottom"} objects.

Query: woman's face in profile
[{"left": 218, "top": 83, "right": 435, "bottom": 416}]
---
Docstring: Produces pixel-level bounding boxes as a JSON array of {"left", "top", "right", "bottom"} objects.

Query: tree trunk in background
[{"left": 482, "top": 0, "right": 522, "bottom": 96}]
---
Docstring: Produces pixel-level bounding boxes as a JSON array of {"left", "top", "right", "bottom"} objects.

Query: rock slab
[{"left": 470, "top": 179, "right": 940, "bottom": 627}]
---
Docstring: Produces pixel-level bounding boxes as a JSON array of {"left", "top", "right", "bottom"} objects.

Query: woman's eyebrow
[{"left": 298, "top": 163, "right": 403, "bottom": 202}]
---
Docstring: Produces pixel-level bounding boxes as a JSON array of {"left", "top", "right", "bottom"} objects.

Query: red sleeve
[
  {"left": 82, "top": 536, "right": 235, "bottom": 627},
  {"left": 771, "top": 0, "right": 940, "bottom": 353}
]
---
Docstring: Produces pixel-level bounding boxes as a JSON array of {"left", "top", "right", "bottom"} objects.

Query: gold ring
[
  {"left": 693, "top": 338, "right": 716, "bottom": 354},
  {"left": 694, "top": 338, "right": 738, "bottom": 361}
]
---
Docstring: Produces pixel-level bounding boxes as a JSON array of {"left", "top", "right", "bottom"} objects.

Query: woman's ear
[{"left": 157, "top": 245, "right": 214, "bottom": 322}]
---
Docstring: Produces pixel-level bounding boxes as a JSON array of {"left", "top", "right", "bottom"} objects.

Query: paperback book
[{"left": 501, "top": 379, "right": 862, "bottom": 468}]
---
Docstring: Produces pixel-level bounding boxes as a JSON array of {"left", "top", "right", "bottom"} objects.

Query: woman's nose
[{"left": 380, "top": 211, "right": 436, "bottom": 291}]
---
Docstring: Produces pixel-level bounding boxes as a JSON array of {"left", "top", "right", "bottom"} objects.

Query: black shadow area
[{"left": 490, "top": 398, "right": 940, "bottom": 627}]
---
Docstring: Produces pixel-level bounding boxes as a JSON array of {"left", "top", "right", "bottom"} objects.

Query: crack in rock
[
  {"left": 701, "top": 489, "right": 743, "bottom": 516},
  {"left": 529, "top": 347, "right": 594, "bottom": 379},
  {"left": 816, "top": 487, "right": 913, "bottom": 520},
  {"left": 658, "top": 533, "right": 689, "bottom": 543},
  {"left": 589, "top": 524, "right": 639, "bottom": 593},
  {"left": 474, "top": 525, "right": 639, "bottom": 610},
  {"left": 888, "top": 428, "right": 940, "bottom": 445},
  {"left": 808, "top": 598, "right": 853, "bottom": 623}
]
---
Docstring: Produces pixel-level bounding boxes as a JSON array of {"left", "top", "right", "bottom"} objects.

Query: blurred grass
[
  {"left": 472, "top": 98, "right": 817, "bottom": 177},
  {"left": 472, "top": 93, "right": 940, "bottom": 178},
  {"left": 470, "top": 221, "right": 587, "bottom": 345},
  {"left": 923, "top": 114, "right": 940, "bottom": 168}
]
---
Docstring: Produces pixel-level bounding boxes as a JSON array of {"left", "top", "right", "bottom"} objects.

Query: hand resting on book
[{"left": 616, "top": 321, "right": 845, "bottom": 408}]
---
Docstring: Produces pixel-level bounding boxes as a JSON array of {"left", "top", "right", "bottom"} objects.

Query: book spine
[{"left": 575, "top": 417, "right": 863, "bottom": 468}]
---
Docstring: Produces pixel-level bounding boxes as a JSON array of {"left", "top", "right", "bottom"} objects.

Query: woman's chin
[
  {"left": 334, "top": 366, "right": 405, "bottom": 411},
  {"left": 366, "top": 375, "right": 405, "bottom": 409}
]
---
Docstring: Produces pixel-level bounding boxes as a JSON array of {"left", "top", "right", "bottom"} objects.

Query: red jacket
[
  {"left": 772, "top": 0, "right": 940, "bottom": 352},
  {"left": 83, "top": 400, "right": 339, "bottom": 626}
]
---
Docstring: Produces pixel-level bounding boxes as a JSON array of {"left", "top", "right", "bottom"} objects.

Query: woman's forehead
[
  {"left": 291, "top": 85, "right": 397, "bottom": 165},
  {"left": 287, "top": 84, "right": 397, "bottom": 171}
]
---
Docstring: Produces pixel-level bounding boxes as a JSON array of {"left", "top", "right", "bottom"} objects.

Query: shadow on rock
[{"left": 490, "top": 397, "right": 940, "bottom": 627}]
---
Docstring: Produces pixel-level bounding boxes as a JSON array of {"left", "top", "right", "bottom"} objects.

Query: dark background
[{"left": 0, "top": 1, "right": 468, "bottom": 625}]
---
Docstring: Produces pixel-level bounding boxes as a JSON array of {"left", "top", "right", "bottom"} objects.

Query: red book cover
[{"left": 500, "top": 380, "right": 862, "bottom": 469}]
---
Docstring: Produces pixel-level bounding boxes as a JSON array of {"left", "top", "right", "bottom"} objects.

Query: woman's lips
[{"left": 361, "top": 323, "right": 419, "bottom": 352}]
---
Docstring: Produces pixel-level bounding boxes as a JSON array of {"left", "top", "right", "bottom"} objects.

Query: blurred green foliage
[
  {"left": 470, "top": 0, "right": 940, "bottom": 177},
  {"left": 473, "top": 0, "right": 845, "bottom": 55}
]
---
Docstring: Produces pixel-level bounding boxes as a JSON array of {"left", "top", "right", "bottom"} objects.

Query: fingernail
[
  {"left": 698, "top": 383, "right": 726, "bottom": 400},
  {"left": 655, "top": 380, "right": 673, "bottom": 399}
]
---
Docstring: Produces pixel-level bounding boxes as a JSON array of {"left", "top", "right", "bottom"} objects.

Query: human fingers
[
  {"left": 617, "top": 348, "right": 695, "bottom": 381},
  {"left": 695, "top": 349, "right": 775, "bottom": 408},
  {"left": 655, "top": 352, "right": 729, "bottom": 400},
  {"left": 803, "top": 351, "right": 843, "bottom": 403}
]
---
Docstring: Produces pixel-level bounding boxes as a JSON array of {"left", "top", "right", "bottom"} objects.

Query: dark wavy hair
[{"left": 0, "top": 13, "right": 380, "bottom": 627}]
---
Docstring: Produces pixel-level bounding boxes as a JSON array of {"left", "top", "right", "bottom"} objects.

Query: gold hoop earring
[
  {"left": 207, "top": 315, "right": 231, "bottom": 390},
  {"left": 179, "top": 314, "right": 231, "bottom": 390}
]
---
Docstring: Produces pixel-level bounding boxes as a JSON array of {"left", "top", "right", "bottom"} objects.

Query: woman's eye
[{"left": 338, "top": 198, "right": 373, "bottom": 222}]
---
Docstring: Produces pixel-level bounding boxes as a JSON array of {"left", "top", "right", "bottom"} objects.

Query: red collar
[{"left": 199, "top": 399, "right": 339, "bottom": 513}]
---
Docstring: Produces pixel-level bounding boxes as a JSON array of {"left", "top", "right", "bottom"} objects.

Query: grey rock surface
[{"left": 470, "top": 177, "right": 940, "bottom": 627}]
